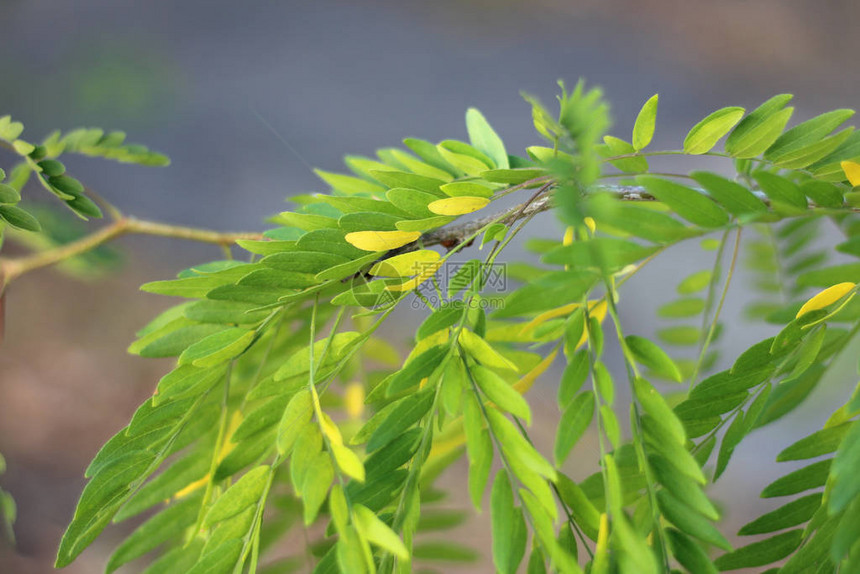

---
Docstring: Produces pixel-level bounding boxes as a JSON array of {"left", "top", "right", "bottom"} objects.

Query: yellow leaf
[
  {"left": 384, "top": 260, "right": 443, "bottom": 292},
  {"left": 320, "top": 412, "right": 344, "bottom": 446},
  {"left": 369, "top": 249, "right": 441, "bottom": 278},
  {"left": 842, "top": 160, "right": 860, "bottom": 187},
  {"left": 796, "top": 282, "right": 856, "bottom": 318},
  {"left": 563, "top": 226, "right": 574, "bottom": 246},
  {"left": 584, "top": 217, "right": 597, "bottom": 234},
  {"left": 513, "top": 348, "right": 558, "bottom": 394},
  {"left": 344, "top": 382, "right": 365, "bottom": 419},
  {"left": 427, "top": 196, "right": 490, "bottom": 216},
  {"left": 345, "top": 230, "right": 420, "bottom": 252}
]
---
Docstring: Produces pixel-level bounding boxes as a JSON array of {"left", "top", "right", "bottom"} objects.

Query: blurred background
[{"left": 1, "top": 1, "right": 858, "bottom": 572}]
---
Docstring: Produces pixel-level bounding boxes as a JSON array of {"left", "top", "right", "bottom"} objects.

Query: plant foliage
[{"left": 2, "top": 80, "right": 860, "bottom": 573}]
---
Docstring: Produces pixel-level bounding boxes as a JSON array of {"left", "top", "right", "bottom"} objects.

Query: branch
[
  {"left": 0, "top": 217, "right": 263, "bottom": 285},
  {"left": 420, "top": 184, "right": 652, "bottom": 249}
]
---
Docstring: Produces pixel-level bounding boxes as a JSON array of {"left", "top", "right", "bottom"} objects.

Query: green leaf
[
  {"left": 466, "top": 108, "right": 509, "bottom": 169},
  {"left": 473, "top": 364, "right": 531, "bottom": 423},
  {"left": 554, "top": 391, "right": 594, "bottom": 465},
  {"left": 797, "top": 263, "right": 860, "bottom": 287},
  {"left": 412, "top": 541, "right": 480, "bottom": 563},
  {"left": 203, "top": 466, "right": 270, "bottom": 527},
  {"left": 314, "top": 169, "right": 386, "bottom": 195},
  {"left": 626, "top": 336, "right": 682, "bottom": 382},
  {"left": 658, "top": 297, "right": 706, "bottom": 318},
  {"left": 56, "top": 451, "right": 156, "bottom": 567},
  {"left": 559, "top": 350, "right": 588, "bottom": 407},
  {"left": 0, "top": 116, "right": 24, "bottom": 140},
  {"left": 714, "top": 412, "right": 746, "bottom": 480},
  {"left": 331, "top": 444, "right": 365, "bottom": 482},
  {"left": 385, "top": 187, "right": 437, "bottom": 218},
  {"left": 555, "top": 474, "right": 600, "bottom": 539},
  {"left": 587, "top": 198, "right": 689, "bottom": 243},
  {"left": 481, "top": 168, "right": 547, "bottom": 184},
  {"left": 380, "top": 148, "right": 454, "bottom": 180},
  {"left": 600, "top": 136, "right": 649, "bottom": 173},
  {"left": 638, "top": 176, "right": 729, "bottom": 228},
  {"left": 417, "top": 305, "right": 462, "bottom": 340},
  {"left": 0, "top": 183, "right": 21, "bottom": 204},
  {"left": 367, "top": 387, "right": 434, "bottom": 452},
  {"left": 738, "top": 493, "right": 821, "bottom": 535},
  {"left": 337, "top": 211, "right": 401, "bottom": 233},
  {"left": 683, "top": 107, "right": 745, "bottom": 154},
  {"left": 439, "top": 182, "right": 494, "bottom": 201},
  {"left": 632, "top": 94, "right": 658, "bottom": 151},
  {"left": 776, "top": 422, "right": 852, "bottom": 461},
  {"left": 765, "top": 109, "right": 855, "bottom": 162},
  {"left": 691, "top": 171, "right": 767, "bottom": 216},
  {"left": 753, "top": 171, "right": 807, "bottom": 211},
  {"left": 657, "top": 325, "right": 702, "bottom": 346},
  {"left": 490, "top": 472, "right": 528, "bottom": 574},
  {"left": 369, "top": 249, "right": 440, "bottom": 278},
  {"left": 178, "top": 327, "right": 255, "bottom": 367},
  {"left": 276, "top": 390, "right": 313, "bottom": 455},
  {"left": 403, "top": 138, "right": 459, "bottom": 175},
  {"left": 714, "top": 529, "right": 803, "bottom": 571},
  {"left": 106, "top": 495, "right": 201, "bottom": 573},
  {"left": 725, "top": 94, "right": 794, "bottom": 158},
  {"left": 650, "top": 454, "right": 718, "bottom": 520},
  {"left": 656, "top": 489, "right": 731, "bottom": 551},
  {"left": 459, "top": 329, "right": 518, "bottom": 371},
  {"left": 635, "top": 378, "right": 687, "bottom": 442},
  {"left": 273, "top": 332, "right": 360, "bottom": 381},
  {"left": 371, "top": 170, "right": 446, "bottom": 195},
  {"left": 275, "top": 211, "right": 339, "bottom": 231},
  {"left": 302, "top": 454, "right": 334, "bottom": 525},
  {"left": 386, "top": 345, "right": 448, "bottom": 395},
  {"left": 493, "top": 270, "right": 598, "bottom": 319},
  {"left": 830, "top": 418, "right": 860, "bottom": 512},
  {"left": 116, "top": 452, "right": 209, "bottom": 520},
  {"left": 677, "top": 269, "right": 713, "bottom": 294},
  {"left": 666, "top": 528, "right": 718, "bottom": 574},
  {"left": 185, "top": 539, "right": 243, "bottom": 574},
  {"left": 438, "top": 140, "right": 494, "bottom": 174},
  {"left": 353, "top": 503, "right": 408, "bottom": 559},
  {"left": 0, "top": 205, "right": 40, "bottom": 231},
  {"left": 486, "top": 409, "right": 556, "bottom": 481},
  {"left": 543, "top": 237, "right": 658, "bottom": 272},
  {"left": 761, "top": 459, "right": 831, "bottom": 498}
]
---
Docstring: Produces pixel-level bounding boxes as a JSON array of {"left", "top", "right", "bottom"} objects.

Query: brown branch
[
  {"left": 420, "top": 184, "right": 653, "bottom": 249},
  {"left": 0, "top": 217, "right": 263, "bottom": 285}
]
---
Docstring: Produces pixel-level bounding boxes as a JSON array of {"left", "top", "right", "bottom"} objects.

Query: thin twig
[{"left": 0, "top": 217, "right": 263, "bottom": 284}]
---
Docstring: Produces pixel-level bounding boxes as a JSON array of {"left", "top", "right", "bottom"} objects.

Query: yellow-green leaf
[
  {"left": 428, "top": 196, "right": 490, "bottom": 216},
  {"left": 331, "top": 444, "right": 365, "bottom": 482},
  {"left": 369, "top": 249, "right": 440, "bottom": 278},
  {"left": 683, "top": 107, "right": 745, "bottom": 155},
  {"left": 439, "top": 181, "right": 495, "bottom": 198},
  {"left": 796, "top": 282, "right": 856, "bottom": 318},
  {"left": 353, "top": 504, "right": 409, "bottom": 559},
  {"left": 459, "top": 329, "right": 519, "bottom": 372},
  {"left": 344, "top": 230, "right": 420, "bottom": 251},
  {"left": 632, "top": 94, "right": 658, "bottom": 151}
]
